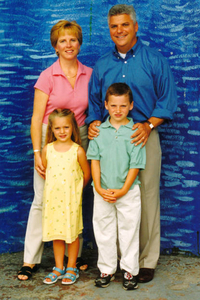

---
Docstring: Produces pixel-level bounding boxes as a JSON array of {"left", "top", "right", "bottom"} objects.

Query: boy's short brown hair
[{"left": 105, "top": 82, "right": 133, "bottom": 104}]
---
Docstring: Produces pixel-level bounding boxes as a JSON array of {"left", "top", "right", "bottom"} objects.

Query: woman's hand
[
  {"left": 34, "top": 152, "right": 46, "bottom": 179},
  {"left": 88, "top": 120, "right": 101, "bottom": 140}
]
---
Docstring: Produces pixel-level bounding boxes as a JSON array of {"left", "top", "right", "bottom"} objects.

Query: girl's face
[
  {"left": 55, "top": 29, "right": 80, "bottom": 60},
  {"left": 52, "top": 116, "right": 73, "bottom": 143}
]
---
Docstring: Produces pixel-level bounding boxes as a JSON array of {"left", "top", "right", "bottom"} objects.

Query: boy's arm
[
  {"left": 108, "top": 168, "right": 139, "bottom": 199},
  {"left": 77, "top": 147, "right": 91, "bottom": 188},
  {"left": 91, "top": 160, "right": 117, "bottom": 203}
]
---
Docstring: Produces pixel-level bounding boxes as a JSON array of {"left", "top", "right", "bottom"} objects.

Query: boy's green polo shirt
[{"left": 87, "top": 117, "right": 146, "bottom": 190}]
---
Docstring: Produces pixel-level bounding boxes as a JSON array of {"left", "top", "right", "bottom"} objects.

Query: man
[{"left": 86, "top": 4, "right": 177, "bottom": 283}]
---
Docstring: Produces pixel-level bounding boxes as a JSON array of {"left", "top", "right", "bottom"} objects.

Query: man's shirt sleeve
[
  {"left": 151, "top": 56, "right": 177, "bottom": 120},
  {"left": 85, "top": 66, "right": 104, "bottom": 124}
]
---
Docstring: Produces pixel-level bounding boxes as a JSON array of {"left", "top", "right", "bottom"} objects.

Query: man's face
[{"left": 109, "top": 14, "right": 138, "bottom": 53}]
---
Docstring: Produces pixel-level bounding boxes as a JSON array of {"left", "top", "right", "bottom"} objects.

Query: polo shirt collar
[
  {"left": 112, "top": 37, "right": 142, "bottom": 59},
  {"left": 52, "top": 59, "right": 86, "bottom": 76},
  {"left": 102, "top": 117, "right": 134, "bottom": 129}
]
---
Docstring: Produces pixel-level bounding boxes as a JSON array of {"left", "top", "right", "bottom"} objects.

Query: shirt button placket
[{"left": 122, "top": 60, "right": 128, "bottom": 79}]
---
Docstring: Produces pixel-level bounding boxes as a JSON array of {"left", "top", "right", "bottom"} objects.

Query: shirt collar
[
  {"left": 112, "top": 37, "right": 142, "bottom": 59},
  {"left": 102, "top": 117, "right": 134, "bottom": 129},
  {"left": 52, "top": 59, "right": 86, "bottom": 76}
]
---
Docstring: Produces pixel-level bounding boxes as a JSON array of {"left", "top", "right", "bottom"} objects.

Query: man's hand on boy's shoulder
[
  {"left": 131, "top": 117, "right": 165, "bottom": 147},
  {"left": 131, "top": 122, "right": 151, "bottom": 147},
  {"left": 88, "top": 120, "right": 102, "bottom": 140}
]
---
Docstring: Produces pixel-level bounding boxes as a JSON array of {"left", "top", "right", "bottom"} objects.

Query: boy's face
[{"left": 105, "top": 94, "right": 133, "bottom": 125}]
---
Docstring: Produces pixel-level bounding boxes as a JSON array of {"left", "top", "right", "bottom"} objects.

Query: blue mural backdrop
[{"left": 0, "top": 0, "right": 199, "bottom": 255}]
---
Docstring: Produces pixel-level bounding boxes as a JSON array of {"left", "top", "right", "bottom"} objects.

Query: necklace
[{"left": 65, "top": 72, "right": 77, "bottom": 79}]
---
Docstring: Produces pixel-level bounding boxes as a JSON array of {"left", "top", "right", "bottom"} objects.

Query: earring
[{"left": 56, "top": 50, "right": 59, "bottom": 56}]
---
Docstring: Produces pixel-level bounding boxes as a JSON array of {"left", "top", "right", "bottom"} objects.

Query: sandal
[
  {"left": 65, "top": 256, "right": 88, "bottom": 271},
  {"left": 62, "top": 267, "right": 79, "bottom": 285},
  {"left": 17, "top": 265, "right": 38, "bottom": 281},
  {"left": 43, "top": 266, "right": 65, "bottom": 285},
  {"left": 76, "top": 257, "right": 88, "bottom": 271}
]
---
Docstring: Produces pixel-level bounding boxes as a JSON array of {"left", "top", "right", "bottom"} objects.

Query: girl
[{"left": 42, "top": 109, "right": 90, "bottom": 285}]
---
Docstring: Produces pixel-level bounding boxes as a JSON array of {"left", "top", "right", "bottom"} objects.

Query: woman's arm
[
  {"left": 77, "top": 147, "right": 91, "bottom": 188},
  {"left": 31, "top": 88, "right": 49, "bottom": 178}
]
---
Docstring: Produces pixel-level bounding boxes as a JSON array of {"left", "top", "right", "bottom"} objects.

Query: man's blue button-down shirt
[{"left": 86, "top": 38, "right": 177, "bottom": 124}]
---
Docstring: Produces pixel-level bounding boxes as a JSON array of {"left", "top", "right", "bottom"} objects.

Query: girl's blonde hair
[{"left": 45, "top": 109, "right": 81, "bottom": 145}]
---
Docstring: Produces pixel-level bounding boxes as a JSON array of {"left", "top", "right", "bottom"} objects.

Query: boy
[{"left": 87, "top": 83, "right": 146, "bottom": 290}]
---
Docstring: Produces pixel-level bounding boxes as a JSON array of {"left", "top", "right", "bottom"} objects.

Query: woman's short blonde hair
[{"left": 50, "top": 20, "right": 82, "bottom": 48}]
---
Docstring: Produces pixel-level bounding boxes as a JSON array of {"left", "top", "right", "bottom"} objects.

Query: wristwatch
[{"left": 146, "top": 120, "right": 154, "bottom": 130}]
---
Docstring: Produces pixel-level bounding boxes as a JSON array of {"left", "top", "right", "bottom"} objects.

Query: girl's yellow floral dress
[{"left": 42, "top": 142, "right": 83, "bottom": 243}]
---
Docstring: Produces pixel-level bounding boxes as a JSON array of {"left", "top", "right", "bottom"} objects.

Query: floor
[{"left": 0, "top": 247, "right": 200, "bottom": 300}]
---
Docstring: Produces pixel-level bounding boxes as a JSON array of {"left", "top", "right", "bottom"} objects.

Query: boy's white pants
[{"left": 93, "top": 185, "right": 141, "bottom": 276}]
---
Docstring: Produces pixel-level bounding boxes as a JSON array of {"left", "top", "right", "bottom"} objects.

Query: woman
[{"left": 18, "top": 20, "right": 92, "bottom": 280}]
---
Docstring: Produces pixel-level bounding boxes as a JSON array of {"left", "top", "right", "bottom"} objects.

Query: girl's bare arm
[{"left": 77, "top": 147, "right": 91, "bottom": 187}]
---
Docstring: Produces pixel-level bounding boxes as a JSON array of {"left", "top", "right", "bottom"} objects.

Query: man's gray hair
[{"left": 108, "top": 4, "right": 137, "bottom": 24}]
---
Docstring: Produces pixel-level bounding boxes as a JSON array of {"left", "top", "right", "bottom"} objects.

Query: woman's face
[{"left": 55, "top": 29, "right": 80, "bottom": 60}]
